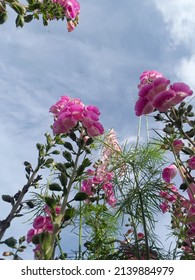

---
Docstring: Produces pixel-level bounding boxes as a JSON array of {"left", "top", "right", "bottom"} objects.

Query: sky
[{"left": 0, "top": 0, "right": 195, "bottom": 259}]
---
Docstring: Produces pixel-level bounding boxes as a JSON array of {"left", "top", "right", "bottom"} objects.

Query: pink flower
[
  {"left": 188, "top": 156, "right": 195, "bottom": 170},
  {"left": 27, "top": 229, "right": 36, "bottom": 243},
  {"left": 172, "top": 139, "right": 184, "bottom": 154},
  {"left": 134, "top": 71, "right": 193, "bottom": 116},
  {"left": 67, "top": 20, "right": 76, "bottom": 32},
  {"left": 81, "top": 179, "right": 94, "bottom": 196},
  {"left": 106, "top": 193, "right": 117, "bottom": 206},
  {"left": 152, "top": 90, "right": 176, "bottom": 112},
  {"left": 162, "top": 164, "right": 177, "bottom": 183},
  {"left": 50, "top": 96, "right": 104, "bottom": 137},
  {"left": 160, "top": 201, "right": 170, "bottom": 213},
  {"left": 170, "top": 83, "right": 193, "bottom": 105},
  {"left": 85, "top": 121, "right": 104, "bottom": 137},
  {"left": 134, "top": 97, "right": 155, "bottom": 116},
  {"left": 138, "top": 70, "right": 164, "bottom": 89},
  {"left": 137, "top": 232, "right": 145, "bottom": 240},
  {"left": 64, "top": 0, "right": 80, "bottom": 19},
  {"left": 52, "top": 0, "right": 80, "bottom": 19},
  {"left": 49, "top": 96, "right": 70, "bottom": 115},
  {"left": 33, "top": 216, "right": 47, "bottom": 230}
]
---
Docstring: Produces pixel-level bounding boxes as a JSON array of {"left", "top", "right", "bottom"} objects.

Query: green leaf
[
  {"left": 44, "top": 158, "right": 54, "bottom": 167},
  {"left": 55, "top": 163, "right": 66, "bottom": 173},
  {"left": 182, "top": 147, "right": 194, "bottom": 155},
  {"left": 59, "top": 173, "right": 68, "bottom": 188},
  {"left": 63, "top": 151, "right": 72, "bottom": 162},
  {"left": 11, "top": 2, "right": 26, "bottom": 15},
  {"left": 64, "top": 208, "right": 76, "bottom": 221},
  {"left": 32, "top": 233, "right": 41, "bottom": 245},
  {"left": 69, "top": 132, "right": 77, "bottom": 141},
  {"left": 85, "top": 137, "right": 94, "bottom": 146},
  {"left": 26, "top": 200, "right": 35, "bottom": 208},
  {"left": 82, "top": 158, "right": 91, "bottom": 168},
  {"left": 64, "top": 142, "right": 73, "bottom": 151},
  {"left": 24, "top": 14, "right": 33, "bottom": 23},
  {"left": 0, "top": 11, "right": 8, "bottom": 25},
  {"left": 15, "top": 14, "right": 24, "bottom": 27},
  {"left": 2, "top": 195, "right": 14, "bottom": 205},
  {"left": 74, "top": 192, "right": 88, "bottom": 201},
  {"left": 45, "top": 196, "right": 56, "bottom": 209},
  {"left": 51, "top": 150, "right": 60, "bottom": 155},
  {"left": 4, "top": 237, "right": 17, "bottom": 248},
  {"left": 49, "top": 183, "right": 62, "bottom": 192}
]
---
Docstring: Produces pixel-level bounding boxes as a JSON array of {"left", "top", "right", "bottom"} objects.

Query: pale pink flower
[
  {"left": 106, "top": 193, "right": 117, "bottom": 206},
  {"left": 67, "top": 20, "right": 76, "bottom": 32},
  {"left": 162, "top": 164, "right": 178, "bottom": 183},
  {"left": 188, "top": 155, "right": 195, "bottom": 170}
]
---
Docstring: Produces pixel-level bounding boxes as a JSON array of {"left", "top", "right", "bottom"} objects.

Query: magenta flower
[
  {"left": 134, "top": 97, "right": 155, "bottom": 116},
  {"left": 138, "top": 70, "right": 164, "bottom": 89},
  {"left": 50, "top": 96, "right": 104, "bottom": 137},
  {"left": 162, "top": 164, "right": 178, "bottom": 183},
  {"left": 33, "top": 216, "right": 47, "bottom": 230},
  {"left": 170, "top": 83, "right": 193, "bottom": 105},
  {"left": 159, "top": 201, "right": 170, "bottom": 213},
  {"left": 85, "top": 121, "right": 104, "bottom": 137},
  {"left": 152, "top": 89, "right": 176, "bottom": 112},
  {"left": 49, "top": 96, "right": 70, "bottom": 115},
  {"left": 52, "top": 0, "right": 80, "bottom": 31},
  {"left": 172, "top": 139, "right": 184, "bottom": 154},
  {"left": 27, "top": 229, "right": 37, "bottom": 243},
  {"left": 64, "top": 0, "right": 80, "bottom": 19},
  {"left": 81, "top": 179, "right": 94, "bottom": 196},
  {"left": 134, "top": 70, "right": 193, "bottom": 116},
  {"left": 188, "top": 155, "right": 195, "bottom": 170}
]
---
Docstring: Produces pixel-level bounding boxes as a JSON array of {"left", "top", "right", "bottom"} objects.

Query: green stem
[
  {"left": 135, "top": 116, "right": 142, "bottom": 149},
  {"left": 50, "top": 139, "right": 83, "bottom": 259},
  {"left": 78, "top": 200, "right": 83, "bottom": 259},
  {"left": 145, "top": 116, "right": 150, "bottom": 143},
  {"left": 132, "top": 164, "right": 150, "bottom": 260}
]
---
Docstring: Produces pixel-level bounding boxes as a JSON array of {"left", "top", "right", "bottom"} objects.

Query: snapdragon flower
[
  {"left": 50, "top": 96, "right": 104, "bottom": 137},
  {"left": 134, "top": 70, "right": 193, "bottom": 116}
]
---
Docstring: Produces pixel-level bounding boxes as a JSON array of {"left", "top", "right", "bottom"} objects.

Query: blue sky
[{"left": 0, "top": 0, "right": 195, "bottom": 259}]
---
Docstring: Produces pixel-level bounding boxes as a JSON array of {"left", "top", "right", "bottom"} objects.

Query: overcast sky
[{"left": 0, "top": 0, "right": 195, "bottom": 259}]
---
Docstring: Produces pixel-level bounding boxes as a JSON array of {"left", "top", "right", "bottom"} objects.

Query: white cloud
[
  {"left": 175, "top": 55, "right": 195, "bottom": 89},
  {"left": 153, "top": 0, "right": 195, "bottom": 47}
]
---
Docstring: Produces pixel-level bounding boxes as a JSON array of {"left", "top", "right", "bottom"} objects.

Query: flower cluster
[
  {"left": 81, "top": 165, "right": 116, "bottom": 206},
  {"left": 134, "top": 70, "right": 193, "bottom": 116},
  {"left": 52, "top": 0, "right": 80, "bottom": 32},
  {"left": 49, "top": 96, "right": 104, "bottom": 137},
  {"left": 160, "top": 160, "right": 195, "bottom": 255},
  {"left": 26, "top": 205, "right": 60, "bottom": 257},
  {"left": 81, "top": 129, "right": 122, "bottom": 206}
]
